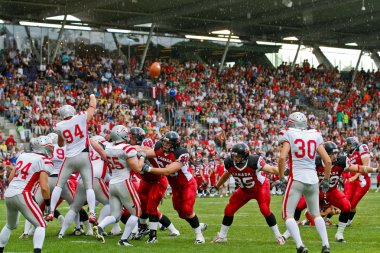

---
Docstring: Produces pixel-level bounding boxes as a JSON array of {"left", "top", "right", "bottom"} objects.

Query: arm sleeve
[
  {"left": 359, "top": 144, "right": 370, "bottom": 158},
  {"left": 278, "top": 129, "right": 289, "bottom": 145},
  {"left": 122, "top": 145, "right": 137, "bottom": 158}
]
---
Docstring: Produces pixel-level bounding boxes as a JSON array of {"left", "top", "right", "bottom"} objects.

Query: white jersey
[
  {"left": 5, "top": 153, "right": 54, "bottom": 197},
  {"left": 278, "top": 128, "right": 324, "bottom": 184},
  {"left": 90, "top": 140, "right": 111, "bottom": 179},
  {"left": 51, "top": 144, "right": 66, "bottom": 175},
  {"left": 105, "top": 143, "right": 137, "bottom": 184},
  {"left": 55, "top": 111, "right": 88, "bottom": 157}
]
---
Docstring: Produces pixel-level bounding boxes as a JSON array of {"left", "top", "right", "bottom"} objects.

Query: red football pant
[
  {"left": 344, "top": 177, "right": 370, "bottom": 209},
  {"left": 172, "top": 178, "right": 197, "bottom": 219},
  {"left": 138, "top": 177, "right": 168, "bottom": 216},
  {"left": 224, "top": 179, "right": 271, "bottom": 218}
]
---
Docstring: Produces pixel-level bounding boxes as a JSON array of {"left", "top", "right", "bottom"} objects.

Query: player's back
[
  {"left": 105, "top": 143, "right": 137, "bottom": 184},
  {"left": 55, "top": 112, "right": 88, "bottom": 157},
  {"left": 279, "top": 128, "right": 323, "bottom": 184},
  {"left": 6, "top": 153, "right": 53, "bottom": 197},
  {"left": 51, "top": 144, "right": 66, "bottom": 175}
]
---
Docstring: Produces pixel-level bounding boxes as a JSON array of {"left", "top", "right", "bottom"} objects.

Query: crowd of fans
[{"left": 0, "top": 47, "right": 379, "bottom": 197}]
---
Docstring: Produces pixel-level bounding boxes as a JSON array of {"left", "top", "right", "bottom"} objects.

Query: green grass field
[{"left": 0, "top": 191, "right": 379, "bottom": 253}]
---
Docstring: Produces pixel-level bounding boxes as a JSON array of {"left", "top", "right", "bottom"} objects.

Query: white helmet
[
  {"left": 30, "top": 137, "right": 39, "bottom": 151},
  {"left": 34, "top": 136, "right": 54, "bottom": 157},
  {"left": 58, "top": 105, "right": 76, "bottom": 119},
  {"left": 47, "top": 133, "right": 58, "bottom": 145},
  {"left": 287, "top": 112, "right": 307, "bottom": 129},
  {"left": 110, "top": 125, "right": 130, "bottom": 144}
]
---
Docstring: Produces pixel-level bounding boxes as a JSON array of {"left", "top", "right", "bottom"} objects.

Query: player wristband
[{"left": 44, "top": 199, "right": 51, "bottom": 206}]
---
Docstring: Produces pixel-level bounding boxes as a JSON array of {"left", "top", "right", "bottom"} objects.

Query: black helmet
[
  {"left": 231, "top": 143, "right": 250, "bottom": 166},
  {"left": 324, "top": 141, "right": 339, "bottom": 155},
  {"left": 345, "top": 137, "right": 359, "bottom": 153},
  {"left": 162, "top": 131, "right": 180, "bottom": 152},
  {"left": 130, "top": 127, "right": 146, "bottom": 145}
]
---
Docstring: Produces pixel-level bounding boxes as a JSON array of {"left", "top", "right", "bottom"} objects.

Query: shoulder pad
[
  {"left": 224, "top": 156, "right": 234, "bottom": 171},
  {"left": 247, "top": 155, "right": 260, "bottom": 170},
  {"left": 174, "top": 147, "right": 189, "bottom": 159},
  {"left": 335, "top": 155, "right": 349, "bottom": 169}
]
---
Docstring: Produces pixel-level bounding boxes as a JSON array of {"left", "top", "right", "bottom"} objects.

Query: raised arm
[{"left": 86, "top": 94, "right": 97, "bottom": 122}]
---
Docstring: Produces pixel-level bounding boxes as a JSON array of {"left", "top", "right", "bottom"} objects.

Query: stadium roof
[{"left": 0, "top": 0, "right": 380, "bottom": 50}]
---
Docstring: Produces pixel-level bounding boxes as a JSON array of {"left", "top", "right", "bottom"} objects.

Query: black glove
[
  {"left": 320, "top": 179, "right": 330, "bottom": 194},
  {"left": 210, "top": 186, "right": 219, "bottom": 195},
  {"left": 138, "top": 151, "right": 147, "bottom": 159},
  {"left": 202, "top": 180, "right": 208, "bottom": 187},
  {"left": 141, "top": 164, "right": 151, "bottom": 173},
  {"left": 278, "top": 177, "right": 287, "bottom": 192}
]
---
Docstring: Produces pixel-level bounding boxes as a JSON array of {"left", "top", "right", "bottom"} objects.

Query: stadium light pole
[
  {"left": 51, "top": 14, "right": 68, "bottom": 64},
  {"left": 218, "top": 30, "right": 232, "bottom": 75},
  {"left": 352, "top": 49, "right": 363, "bottom": 83},
  {"left": 291, "top": 42, "right": 301, "bottom": 72},
  {"left": 139, "top": 23, "right": 155, "bottom": 72}
]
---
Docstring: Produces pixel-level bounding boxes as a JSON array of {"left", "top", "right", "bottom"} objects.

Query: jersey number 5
[
  {"left": 294, "top": 139, "right": 317, "bottom": 159},
  {"left": 62, "top": 124, "right": 84, "bottom": 144}
]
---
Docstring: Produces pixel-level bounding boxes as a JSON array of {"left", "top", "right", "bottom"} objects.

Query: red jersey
[
  {"left": 316, "top": 156, "right": 350, "bottom": 191},
  {"left": 193, "top": 164, "right": 204, "bottom": 177},
  {"left": 348, "top": 144, "right": 370, "bottom": 179},
  {"left": 224, "top": 155, "right": 267, "bottom": 191},
  {"left": 140, "top": 138, "right": 162, "bottom": 183},
  {"left": 154, "top": 141, "right": 192, "bottom": 189}
]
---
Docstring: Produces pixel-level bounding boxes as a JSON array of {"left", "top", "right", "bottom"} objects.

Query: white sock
[
  {"left": 60, "top": 210, "right": 77, "bottom": 235},
  {"left": 132, "top": 223, "right": 138, "bottom": 234},
  {"left": 86, "top": 189, "right": 96, "bottom": 214},
  {"left": 74, "top": 213, "right": 80, "bottom": 229},
  {"left": 98, "top": 216, "right": 116, "bottom": 230},
  {"left": 285, "top": 218, "right": 303, "bottom": 248},
  {"left": 121, "top": 215, "right": 138, "bottom": 240},
  {"left": 337, "top": 222, "right": 346, "bottom": 235},
  {"left": 149, "top": 222, "right": 159, "bottom": 231},
  {"left": 111, "top": 223, "right": 121, "bottom": 233},
  {"left": 24, "top": 220, "right": 32, "bottom": 235},
  {"left": 50, "top": 187, "right": 63, "bottom": 211},
  {"left": 0, "top": 226, "right": 12, "bottom": 247},
  {"left": 139, "top": 218, "right": 147, "bottom": 225},
  {"left": 99, "top": 205, "right": 110, "bottom": 223},
  {"left": 83, "top": 220, "right": 91, "bottom": 232},
  {"left": 347, "top": 219, "right": 352, "bottom": 225},
  {"left": 282, "top": 229, "right": 291, "bottom": 240},
  {"left": 33, "top": 227, "right": 45, "bottom": 249},
  {"left": 194, "top": 225, "right": 202, "bottom": 235},
  {"left": 58, "top": 215, "right": 65, "bottom": 227},
  {"left": 314, "top": 216, "right": 329, "bottom": 247},
  {"left": 219, "top": 224, "right": 230, "bottom": 238},
  {"left": 167, "top": 223, "right": 178, "bottom": 233},
  {"left": 270, "top": 224, "right": 282, "bottom": 238}
]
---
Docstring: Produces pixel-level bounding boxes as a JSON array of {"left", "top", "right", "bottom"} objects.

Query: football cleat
[
  {"left": 93, "top": 226, "right": 105, "bottom": 243},
  {"left": 118, "top": 239, "right": 133, "bottom": 246},
  {"left": 335, "top": 233, "right": 346, "bottom": 243},
  {"left": 321, "top": 245, "right": 330, "bottom": 253},
  {"left": 169, "top": 229, "right": 180, "bottom": 237},
  {"left": 212, "top": 233, "right": 227, "bottom": 243},
  {"left": 127, "top": 232, "right": 137, "bottom": 240},
  {"left": 276, "top": 236, "right": 286, "bottom": 245},
  {"left": 200, "top": 223, "right": 208, "bottom": 232},
  {"left": 19, "top": 233, "right": 29, "bottom": 239},
  {"left": 88, "top": 213, "right": 98, "bottom": 225},
  {"left": 71, "top": 227, "right": 84, "bottom": 236},
  {"left": 297, "top": 246, "right": 308, "bottom": 253},
  {"left": 195, "top": 233, "right": 205, "bottom": 244},
  {"left": 57, "top": 234, "right": 64, "bottom": 239},
  {"left": 135, "top": 227, "right": 150, "bottom": 240},
  {"left": 146, "top": 236, "right": 158, "bottom": 244},
  {"left": 108, "top": 230, "right": 122, "bottom": 236}
]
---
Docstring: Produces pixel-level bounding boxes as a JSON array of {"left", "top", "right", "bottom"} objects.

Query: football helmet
[
  {"left": 324, "top": 141, "right": 339, "bottom": 155},
  {"left": 162, "top": 131, "right": 180, "bottom": 152},
  {"left": 47, "top": 133, "right": 58, "bottom": 145},
  {"left": 58, "top": 105, "right": 76, "bottom": 119},
  {"left": 130, "top": 127, "right": 146, "bottom": 145},
  {"left": 30, "top": 137, "right": 38, "bottom": 151},
  {"left": 231, "top": 143, "right": 250, "bottom": 166},
  {"left": 287, "top": 112, "right": 307, "bottom": 129},
  {"left": 91, "top": 135, "right": 106, "bottom": 142},
  {"left": 34, "top": 136, "right": 54, "bottom": 157},
  {"left": 345, "top": 137, "right": 359, "bottom": 153},
  {"left": 110, "top": 125, "right": 130, "bottom": 144}
]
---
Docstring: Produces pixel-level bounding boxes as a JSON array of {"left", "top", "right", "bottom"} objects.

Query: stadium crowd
[{"left": 0, "top": 48, "right": 379, "bottom": 196}]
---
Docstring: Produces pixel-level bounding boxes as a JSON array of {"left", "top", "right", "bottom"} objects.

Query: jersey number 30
[{"left": 294, "top": 139, "right": 317, "bottom": 159}]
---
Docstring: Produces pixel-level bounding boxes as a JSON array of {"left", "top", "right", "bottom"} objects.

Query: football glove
[
  {"left": 141, "top": 164, "right": 151, "bottom": 173},
  {"left": 320, "top": 179, "right": 330, "bottom": 194}
]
